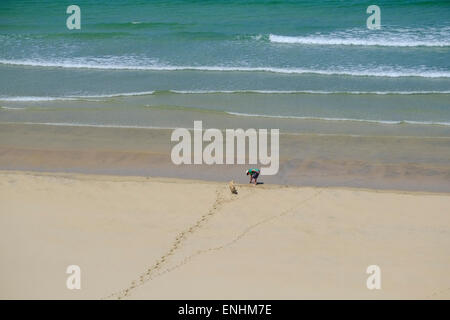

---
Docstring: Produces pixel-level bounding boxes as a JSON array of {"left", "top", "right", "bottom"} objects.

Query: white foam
[
  {"left": 269, "top": 31, "right": 450, "bottom": 47},
  {"left": 1, "top": 59, "right": 449, "bottom": 78},
  {"left": 0, "top": 96, "right": 77, "bottom": 102},
  {"left": 0, "top": 91, "right": 156, "bottom": 102},
  {"left": 169, "top": 90, "right": 450, "bottom": 95},
  {"left": 72, "top": 91, "right": 156, "bottom": 98},
  {"left": 1, "top": 121, "right": 179, "bottom": 130},
  {"left": 0, "top": 106, "right": 27, "bottom": 110},
  {"left": 1, "top": 90, "right": 449, "bottom": 103},
  {"left": 225, "top": 111, "right": 450, "bottom": 126}
]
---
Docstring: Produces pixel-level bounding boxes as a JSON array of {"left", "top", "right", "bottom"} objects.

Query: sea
[{"left": 0, "top": 0, "right": 449, "bottom": 136}]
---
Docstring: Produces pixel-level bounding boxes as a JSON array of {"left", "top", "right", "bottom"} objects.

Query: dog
[{"left": 228, "top": 180, "right": 238, "bottom": 194}]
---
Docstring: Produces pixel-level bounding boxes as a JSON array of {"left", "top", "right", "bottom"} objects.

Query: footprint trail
[{"left": 104, "top": 187, "right": 232, "bottom": 299}]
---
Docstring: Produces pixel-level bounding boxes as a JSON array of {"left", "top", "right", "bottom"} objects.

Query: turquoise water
[{"left": 0, "top": 0, "right": 449, "bottom": 129}]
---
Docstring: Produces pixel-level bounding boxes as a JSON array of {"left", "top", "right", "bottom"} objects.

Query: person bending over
[{"left": 246, "top": 168, "right": 260, "bottom": 185}]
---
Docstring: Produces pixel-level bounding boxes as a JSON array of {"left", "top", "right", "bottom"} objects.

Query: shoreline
[
  {"left": 2, "top": 120, "right": 450, "bottom": 138},
  {"left": 1, "top": 169, "right": 449, "bottom": 197},
  {"left": 3, "top": 169, "right": 450, "bottom": 198},
  {"left": 1, "top": 122, "right": 449, "bottom": 193}
]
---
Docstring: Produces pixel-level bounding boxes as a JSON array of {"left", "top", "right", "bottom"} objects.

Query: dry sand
[{"left": 1, "top": 170, "right": 449, "bottom": 299}]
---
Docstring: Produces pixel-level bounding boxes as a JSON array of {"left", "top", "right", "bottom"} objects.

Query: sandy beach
[
  {"left": 1, "top": 122, "right": 449, "bottom": 299},
  {"left": 1, "top": 170, "right": 449, "bottom": 299},
  {"left": 1, "top": 0, "right": 450, "bottom": 303}
]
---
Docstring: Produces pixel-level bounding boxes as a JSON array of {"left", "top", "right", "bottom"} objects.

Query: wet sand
[{"left": 0, "top": 122, "right": 449, "bottom": 192}]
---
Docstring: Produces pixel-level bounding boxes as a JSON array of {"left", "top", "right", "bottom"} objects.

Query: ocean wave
[
  {"left": 0, "top": 92, "right": 156, "bottom": 102},
  {"left": 0, "top": 96, "right": 78, "bottom": 102},
  {"left": 0, "top": 106, "right": 28, "bottom": 110},
  {"left": 71, "top": 91, "right": 156, "bottom": 98},
  {"left": 3, "top": 116, "right": 449, "bottom": 131},
  {"left": 0, "top": 122, "right": 178, "bottom": 130},
  {"left": 269, "top": 34, "right": 450, "bottom": 47},
  {"left": 1, "top": 90, "right": 449, "bottom": 102},
  {"left": 268, "top": 27, "right": 450, "bottom": 47},
  {"left": 168, "top": 90, "right": 450, "bottom": 95},
  {"left": 1, "top": 59, "right": 448, "bottom": 78},
  {"left": 225, "top": 112, "right": 450, "bottom": 127}
]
